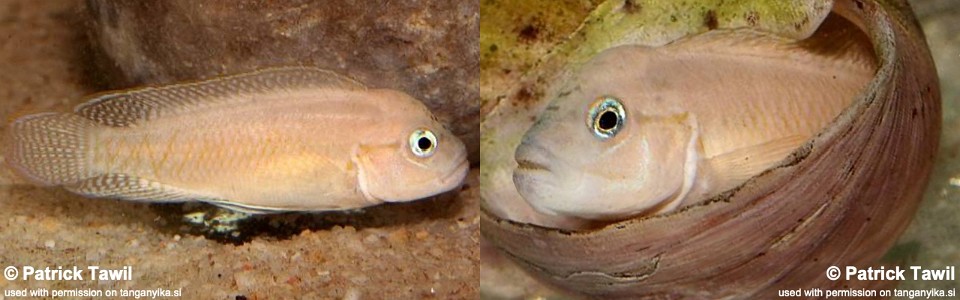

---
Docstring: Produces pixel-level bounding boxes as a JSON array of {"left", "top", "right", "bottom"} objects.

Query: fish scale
[
  {"left": 670, "top": 47, "right": 872, "bottom": 157},
  {"left": 104, "top": 117, "right": 314, "bottom": 188}
]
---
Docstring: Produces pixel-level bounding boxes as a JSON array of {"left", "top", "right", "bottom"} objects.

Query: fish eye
[
  {"left": 588, "top": 96, "right": 626, "bottom": 139},
  {"left": 409, "top": 129, "right": 437, "bottom": 158}
]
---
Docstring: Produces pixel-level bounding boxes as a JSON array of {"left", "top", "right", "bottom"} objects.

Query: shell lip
[{"left": 479, "top": 205, "right": 581, "bottom": 235}]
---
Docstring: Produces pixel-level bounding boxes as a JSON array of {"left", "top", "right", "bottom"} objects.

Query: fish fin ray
[
  {"left": 65, "top": 173, "right": 205, "bottom": 202},
  {"left": 665, "top": 23, "right": 875, "bottom": 76},
  {"left": 204, "top": 197, "right": 353, "bottom": 214},
  {"left": 202, "top": 200, "right": 289, "bottom": 215},
  {"left": 703, "top": 135, "right": 808, "bottom": 193},
  {"left": 67, "top": 173, "right": 301, "bottom": 214},
  {"left": 74, "top": 67, "right": 366, "bottom": 127},
  {"left": 6, "top": 113, "right": 97, "bottom": 185}
]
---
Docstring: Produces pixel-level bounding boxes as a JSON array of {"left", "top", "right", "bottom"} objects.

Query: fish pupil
[
  {"left": 418, "top": 137, "right": 433, "bottom": 150},
  {"left": 598, "top": 110, "right": 619, "bottom": 131}
]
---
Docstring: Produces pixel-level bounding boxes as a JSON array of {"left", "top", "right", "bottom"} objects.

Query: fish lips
[
  {"left": 513, "top": 143, "right": 563, "bottom": 206},
  {"left": 440, "top": 158, "right": 470, "bottom": 189},
  {"left": 514, "top": 144, "right": 620, "bottom": 219},
  {"left": 515, "top": 159, "right": 551, "bottom": 173},
  {"left": 513, "top": 141, "right": 558, "bottom": 173}
]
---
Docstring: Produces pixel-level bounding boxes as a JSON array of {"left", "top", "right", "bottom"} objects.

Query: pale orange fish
[
  {"left": 5, "top": 67, "right": 468, "bottom": 213},
  {"left": 514, "top": 29, "right": 875, "bottom": 221}
]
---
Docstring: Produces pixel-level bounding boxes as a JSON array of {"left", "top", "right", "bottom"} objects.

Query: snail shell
[{"left": 480, "top": 0, "right": 940, "bottom": 298}]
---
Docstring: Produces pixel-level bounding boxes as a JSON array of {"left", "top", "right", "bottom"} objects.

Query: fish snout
[{"left": 439, "top": 158, "right": 469, "bottom": 188}]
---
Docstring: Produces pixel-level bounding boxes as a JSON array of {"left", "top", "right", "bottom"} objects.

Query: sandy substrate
[{"left": 0, "top": 2, "right": 479, "bottom": 299}]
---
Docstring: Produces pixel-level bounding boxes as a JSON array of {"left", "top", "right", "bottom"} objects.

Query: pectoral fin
[{"left": 702, "top": 135, "right": 808, "bottom": 194}]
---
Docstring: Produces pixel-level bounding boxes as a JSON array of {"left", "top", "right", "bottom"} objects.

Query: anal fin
[
  {"left": 65, "top": 173, "right": 211, "bottom": 203},
  {"left": 66, "top": 173, "right": 336, "bottom": 215},
  {"left": 203, "top": 200, "right": 287, "bottom": 215}
]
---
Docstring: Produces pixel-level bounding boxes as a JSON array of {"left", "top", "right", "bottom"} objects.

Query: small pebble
[
  {"left": 415, "top": 230, "right": 429, "bottom": 239},
  {"left": 349, "top": 275, "right": 369, "bottom": 284},
  {"left": 387, "top": 229, "right": 410, "bottom": 243},
  {"left": 949, "top": 176, "right": 960, "bottom": 188},
  {"left": 43, "top": 240, "right": 55, "bottom": 249},
  {"left": 234, "top": 271, "right": 259, "bottom": 291},
  {"left": 316, "top": 270, "right": 332, "bottom": 283},
  {"left": 344, "top": 288, "right": 361, "bottom": 300},
  {"left": 429, "top": 248, "right": 445, "bottom": 258}
]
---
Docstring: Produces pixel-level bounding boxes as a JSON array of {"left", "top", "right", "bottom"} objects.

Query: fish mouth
[
  {"left": 438, "top": 154, "right": 470, "bottom": 190},
  {"left": 515, "top": 159, "right": 550, "bottom": 172},
  {"left": 440, "top": 158, "right": 470, "bottom": 187},
  {"left": 514, "top": 141, "right": 556, "bottom": 174}
]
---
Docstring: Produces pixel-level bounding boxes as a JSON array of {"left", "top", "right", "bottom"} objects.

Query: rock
[{"left": 84, "top": 0, "right": 480, "bottom": 163}]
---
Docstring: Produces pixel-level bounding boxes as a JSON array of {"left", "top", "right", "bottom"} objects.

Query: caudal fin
[{"left": 5, "top": 112, "right": 97, "bottom": 186}]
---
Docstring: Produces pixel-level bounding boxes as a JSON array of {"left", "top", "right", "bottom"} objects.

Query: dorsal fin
[
  {"left": 664, "top": 16, "right": 876, "bottom": 75},
  {"left": 74, "top": 67, "right": 366, "bottom": 127}
]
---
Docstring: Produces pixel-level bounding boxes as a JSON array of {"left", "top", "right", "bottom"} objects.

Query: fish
[
  {"left": 513, "top": 28, "right": 876, "bottom": 222},
  {"left": 4, "top": 67, "right": 469, "bottom": 213}
]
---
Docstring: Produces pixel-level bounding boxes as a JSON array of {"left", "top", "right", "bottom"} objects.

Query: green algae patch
[
  {"left": 480, "top": 0, "right": 603, "bottom": 115},
  {"left": 556, "top": 0, "right": 832, "bottom": 69}
]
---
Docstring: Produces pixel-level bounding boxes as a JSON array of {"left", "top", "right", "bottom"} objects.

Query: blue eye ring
[
  {"left": 409, "top": 129, "right": 437, "bottom": 158},
  {"left": 588, "top": 96, "right": 626, "bottom": 139}
]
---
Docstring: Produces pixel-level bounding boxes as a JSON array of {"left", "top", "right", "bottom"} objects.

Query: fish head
[
  {"left": 513, "top": 48, "right": 696, "bottom": 220},
  {"left": 353, "top": 90, "right": 469, "bottom": 203}
]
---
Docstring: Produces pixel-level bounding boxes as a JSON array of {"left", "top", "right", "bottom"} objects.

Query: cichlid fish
[
  {"left": 4, "top": 67, "right": 468, "bottom": 213},
  {"left": 513, "top": 28, "right": 875, "bottom": 221}
]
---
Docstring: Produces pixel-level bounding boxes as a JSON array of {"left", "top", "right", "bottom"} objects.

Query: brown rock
[{"left": 84, "top": 0, "right": 480, "bottom": 163}]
